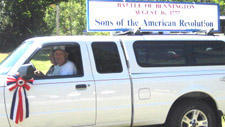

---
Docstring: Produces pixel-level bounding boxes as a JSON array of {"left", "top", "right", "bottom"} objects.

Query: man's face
[
  {"left": 54, "top": 50, "right": 68, "bottom": 66},
  {"left": 49, "top": 53, "right": 57, "bottom": 65}
]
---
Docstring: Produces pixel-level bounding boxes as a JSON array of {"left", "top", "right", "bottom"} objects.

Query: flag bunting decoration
[{"left": 6, "top": 75, "right": 34, "bottom": 124}]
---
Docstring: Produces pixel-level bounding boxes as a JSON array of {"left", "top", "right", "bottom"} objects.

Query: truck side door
[
  {"left": 4, "top": 41, "right": 96, "bottom": 127},
  {"left": 87, "top": 38, "right": 132, "bottom": 126}
]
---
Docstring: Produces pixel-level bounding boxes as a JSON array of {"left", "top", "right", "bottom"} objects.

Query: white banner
[{"left": 86, "top": 0, "right": 220, "bottom": 32}]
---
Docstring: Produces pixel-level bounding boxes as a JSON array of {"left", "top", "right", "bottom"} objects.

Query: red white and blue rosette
[{"left": 7, "top": 75, "right": 34, "bottom": 124}]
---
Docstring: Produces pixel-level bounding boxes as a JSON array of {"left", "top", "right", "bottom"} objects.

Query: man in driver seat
[
  {"left": 35, "top": 46, "right": 77, "bottom": 76},
  {"left": 52, "top": 47, "right": 77, "bottom": 76}
]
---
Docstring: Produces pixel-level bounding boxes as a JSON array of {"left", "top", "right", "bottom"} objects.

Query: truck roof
[{"left": 25, "top": 34, "right": 225, "bottom": 45}]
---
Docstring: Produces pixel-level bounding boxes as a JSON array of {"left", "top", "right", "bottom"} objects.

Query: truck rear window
[
  {"left": 92, "top": 42, "right": 123, "bottom": 73},
  {"left": 133, "top": 40, "right": 225, "bottom": 67}
]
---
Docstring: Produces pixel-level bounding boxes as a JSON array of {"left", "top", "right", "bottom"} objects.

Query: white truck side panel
[
  {"left": 122, "top": 37, "right": 225, "bottom": 125},
  {"left": 0, "top": 78, "right": 9, "bottom": 127},
  {"left": 131, "top": 69, "right": 225, "bottom": 125}
]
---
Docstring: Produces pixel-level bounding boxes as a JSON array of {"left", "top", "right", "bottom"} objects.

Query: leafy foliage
[
  {"left": 0, "top": 0, "right": 67, "bottom": 51},
  {"left": 213, "top": 0, "right": 225, "bottom": 15},
  {"left": 45, "top": 0, "right": 86, "bottom": 35}
]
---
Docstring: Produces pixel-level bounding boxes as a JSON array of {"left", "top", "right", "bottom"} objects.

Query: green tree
[
  {"left": 0, "top": 0, "right": 67, "bottom": 51},
  {"left": 45, "top": 0, "right": 110, "bottom": 36},
  {"left": 213, "top": 0, "right": 225, "bottom": 15},
  {"left": 45, "top": 0, "right": 86, "bottom": 35}
]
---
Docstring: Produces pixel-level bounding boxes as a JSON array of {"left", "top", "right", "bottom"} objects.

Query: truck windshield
[{"left": 0, "top": 41, "right": 33, "bottom": 75}]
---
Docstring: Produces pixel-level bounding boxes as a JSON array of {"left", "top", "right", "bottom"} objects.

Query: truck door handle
[{"left": 76, "top": 84, "right": 87, "bottom": 89}]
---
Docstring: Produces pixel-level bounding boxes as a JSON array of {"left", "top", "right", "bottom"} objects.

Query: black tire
[{"left": 166, "top": 100, "right": 218, "bottom": 127}]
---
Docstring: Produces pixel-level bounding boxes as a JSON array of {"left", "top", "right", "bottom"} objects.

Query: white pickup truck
[{"left": 1, "top": 34, "right": 225, "bottom": 127}]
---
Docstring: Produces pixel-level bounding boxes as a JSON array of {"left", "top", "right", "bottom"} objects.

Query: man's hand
[{"left": 34, "top": 70, "right": 44, "bottom": 76}]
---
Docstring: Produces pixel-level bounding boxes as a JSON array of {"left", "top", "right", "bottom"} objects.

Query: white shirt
[
  {"left": 52, "top": 60, "right": 77, "bottom": 76},
  {"left": 46, "top": 65, "right": 55, "bottom": 76}
]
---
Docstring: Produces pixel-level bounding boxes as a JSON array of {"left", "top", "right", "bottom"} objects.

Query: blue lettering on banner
[
  {"left": 93, "top": 18, "right": 215, "bottom": 30},
  {"left": 180, "top": 20, "right": 214, "bottom": 27},
  {"left": 128, "top": 19, "right": 139, "bottom": 26},
  {"left": 143, "top": 19, "right": 176, "bottom": 27},
  {"left": 95, "top": 19, "right": 113, "bottom": 26}
]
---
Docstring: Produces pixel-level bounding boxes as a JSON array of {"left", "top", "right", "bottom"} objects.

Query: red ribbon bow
[{"left": 7, "top": 75, "right": 33, "bottom": 124}]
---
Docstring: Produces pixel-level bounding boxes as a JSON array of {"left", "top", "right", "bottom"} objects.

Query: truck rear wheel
[{"left": 167, "top": 100, "right": 217, "bottom": 127}]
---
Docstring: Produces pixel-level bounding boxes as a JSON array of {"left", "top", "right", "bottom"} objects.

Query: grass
[
  {"left": 0, "top": 53, "right": 9, "bottom": 63},
  {"left": 31, "top": 59, "right": 52, "bottom": 74},
  {"left": 31, "top": 50, "right": 52, "bottom": 74}
]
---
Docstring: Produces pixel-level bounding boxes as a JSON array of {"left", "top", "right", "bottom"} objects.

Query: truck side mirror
[{"left": 18, "top": 63, "right": 35, "bottom": 77}]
